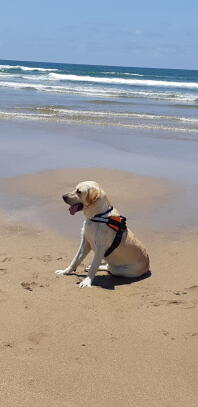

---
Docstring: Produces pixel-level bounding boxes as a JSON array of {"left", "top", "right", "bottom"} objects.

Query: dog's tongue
[{"left": 69, "top": 204, "right": 79, "bottom": 215}]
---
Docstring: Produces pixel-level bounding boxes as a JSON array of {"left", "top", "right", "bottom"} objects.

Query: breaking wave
[
  {"left": 0, "top": 80, "right": 197, "bottom": 103},
  {"left": 48, "top": 73, "right": 198, "bottom": 89},
  {"left": 0, "top": 64, "right": 58, "bottom": 72}
]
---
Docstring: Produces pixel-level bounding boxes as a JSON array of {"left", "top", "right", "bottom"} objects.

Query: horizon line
[{"left": 0, "top": 57, "right": 197, "bottom": 72}]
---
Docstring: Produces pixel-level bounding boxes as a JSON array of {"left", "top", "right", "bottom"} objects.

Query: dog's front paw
[
  {"left": 79, "top": 276, "right": 92, "bottom": 288},
  {"left": 55, "top": 268, "right": 73, "bottom": 276}
]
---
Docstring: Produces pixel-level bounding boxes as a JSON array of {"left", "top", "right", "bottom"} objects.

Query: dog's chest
[{"left": 83, "top": 220, "right": 104, "bottom": 251}]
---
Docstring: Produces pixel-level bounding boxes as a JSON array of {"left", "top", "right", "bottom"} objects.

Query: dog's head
[{"left": 62, "top": 181, "right": 102, "bottom": 216}]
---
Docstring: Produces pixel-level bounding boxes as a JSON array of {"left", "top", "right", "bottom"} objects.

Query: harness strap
[
  {"left": 104, "top": 229, "right": 123, "bottom": 257},
  {"left": 90, "top": 214, "right": 127, "bottom": 257},
  {"left": 94, "top": 206, "right": 113, "bottom": 218}
]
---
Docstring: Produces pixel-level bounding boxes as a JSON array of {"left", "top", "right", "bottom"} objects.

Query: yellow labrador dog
[{"left": 55, "top": 181, "right": 150, "bottom": 288}]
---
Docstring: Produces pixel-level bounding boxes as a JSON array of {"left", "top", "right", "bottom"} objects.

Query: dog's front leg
[
  {"left": 55, "top": 237, "right": 91, "bottom": 276},
  {"left": 79, "top": 250, "right": 104, "bottom": 288}
]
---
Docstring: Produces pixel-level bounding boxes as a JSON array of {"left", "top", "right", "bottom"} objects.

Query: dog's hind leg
[
  {"left": 98, "top": 263, "right": 109, "bottom": 271},
  {"left": 85, "top": 262, "right": 109, "bottom": 272},
  {"left": 109, "top": 263, "right": 146, "bottom": 278}
]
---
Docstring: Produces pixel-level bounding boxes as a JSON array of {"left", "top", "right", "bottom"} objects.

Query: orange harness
[
  {"left": 90, "top": 208, "right": 127, "bottom": 257},
  {"left": 107, "top": 216, "right": 125, "bottom": 231}
]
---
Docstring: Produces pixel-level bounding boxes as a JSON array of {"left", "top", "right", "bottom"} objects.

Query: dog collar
[{"left": 93, "top": 206, "right": 113, "bottom": 218}]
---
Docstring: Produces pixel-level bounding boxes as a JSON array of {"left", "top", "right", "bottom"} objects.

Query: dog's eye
[{"left": 76, "top": 189, "right": 81, "bottom": 195}]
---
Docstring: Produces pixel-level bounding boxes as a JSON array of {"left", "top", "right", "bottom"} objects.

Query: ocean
[{"left": 0, "top": 59, "right": 198, "bottom": 138}]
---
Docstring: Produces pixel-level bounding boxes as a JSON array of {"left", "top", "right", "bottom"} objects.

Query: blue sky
[{"left": 0, "top": 0, "right": 197, "bottom": 69}]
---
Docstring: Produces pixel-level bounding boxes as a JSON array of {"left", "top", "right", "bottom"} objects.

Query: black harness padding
[
  {"left": 104, "top": 216, "right": 127, "bottom": 257},
  {"left": 90, "top": 207, "right": 127, "bottom": 257}
]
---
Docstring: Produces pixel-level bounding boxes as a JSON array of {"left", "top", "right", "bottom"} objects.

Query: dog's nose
[{"left": 62, "top": 194, "right": 68, "bottom": 203}]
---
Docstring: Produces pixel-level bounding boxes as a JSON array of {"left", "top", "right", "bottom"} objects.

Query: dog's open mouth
[{"left": 69, "top": 203, "right": 83, "bottom": 215}]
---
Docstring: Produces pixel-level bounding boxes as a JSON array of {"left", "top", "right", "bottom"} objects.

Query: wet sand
[
  {"left": 0, "top": 167, "right": 180, "bottom": 238},
  {"left": 1, "top": 118, "right": 198, "bottom": 234},
  {"left": 1, "top": 119, "right": 198, "bottom": 182}
]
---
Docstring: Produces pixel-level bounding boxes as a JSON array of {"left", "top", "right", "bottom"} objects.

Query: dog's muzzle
[{"left": 62, "top": 194, "right": 83, "bottom": 215}]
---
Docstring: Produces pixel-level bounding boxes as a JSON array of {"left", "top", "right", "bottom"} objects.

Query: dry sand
[{"left": 0, "top": 168, "right": 197, "bottom": 407}]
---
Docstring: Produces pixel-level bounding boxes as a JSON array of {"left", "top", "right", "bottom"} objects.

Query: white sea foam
[
  {"left": 180, "top": 117, "right": 198, "bottom": 123},
  {"left": 0, "top": 73, "right": 19, "bottom": 78},
  {"left": 0, "top": 65, "right": 18, "bottom": 70},
  {"left": 1, "top": 109, "right": 198, "bottom": 134},
  {"left": 101, "top": 71, "right": 144, "bottom": 76},
  {"left": 0, "top": 81, "right": 49, "bottom": 90},
  {"left": 46, "top": 108, "right": 162, "bottom": 120},
  {"left": 122, "top": 73, "right": 144, "bottom": 76},
  {"left": 35, "top": 107, "right": 198, "bottom": 124},
  {"left": 0, "top": 80, "right": 197, "bottom": 103},
  {"left": 36, "top": 107, "right": 159, "bottom": 119},
  {"left": 0, "top": 64, "right": 58, "bottom": 72},
  {"left": 20, "top": 66, "right": 58, "bottom": 72},
  {"left": 48, "top": 73, "right": 198, "bottom": 89},
  {"left": 0, "top": 111, "right": 55, "bottom": 121},
  {"left": 21, "top": 74, "right": 50, "bottom": 81}
]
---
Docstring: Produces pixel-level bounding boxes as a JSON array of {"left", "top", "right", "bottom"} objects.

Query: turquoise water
[{"left": 0, "top": 59, "right": 198, "bottom": 136}]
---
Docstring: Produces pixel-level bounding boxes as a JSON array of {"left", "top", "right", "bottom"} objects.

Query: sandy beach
[
  {"left": 0, "top": 165, "right": 198, "bottom": 406},
  {"left": 1, "top": 8, "right": 198, "bottom": 405}
]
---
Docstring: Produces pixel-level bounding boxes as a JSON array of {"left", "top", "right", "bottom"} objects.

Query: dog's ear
[{"left": 86, "top": 187, "right": 100, "bottom": 206}]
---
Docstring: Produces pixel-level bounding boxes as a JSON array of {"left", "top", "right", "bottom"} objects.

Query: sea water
[{"left": 0, "top": 59, "right": 198, "bottom": 137}]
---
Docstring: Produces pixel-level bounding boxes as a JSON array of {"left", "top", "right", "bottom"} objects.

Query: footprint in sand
[
  {"left": 2, "top": 257, "right": 12, "bottom": 263},
  {"left": 28, "top": 332, "right": 47, "bottom": 345},
  {"left": 24, "top": 255, "right": 53, "bottom": 263},
  {"left": 167, "top": 299, "right": 184, "bottom": 305},
  {"left": 40, "top": 255, "right": 53, "bottom": 263},
  {"left": 184, "top": 331, "right": 198, "bottom": 341},
  {"left": 21, "top": 281, "right": 37, "bottom": 291},
  {"left": 160, "top": 330, "right": 175, "bottom": 340},
  {"left": 21, "top": 281, "right": 49, "bottom": 291},
  {"left": 152, "top": 286, "right": 198, "bottom": 309},
  {"left": 173, "top": 290, "right": 187, "bottom": 296},
  {"left": 151, "top": 299, "right": 184, "bottom": 307},
  {"left": 3, "top": 342, "right": 13, "bottom": 349}
]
